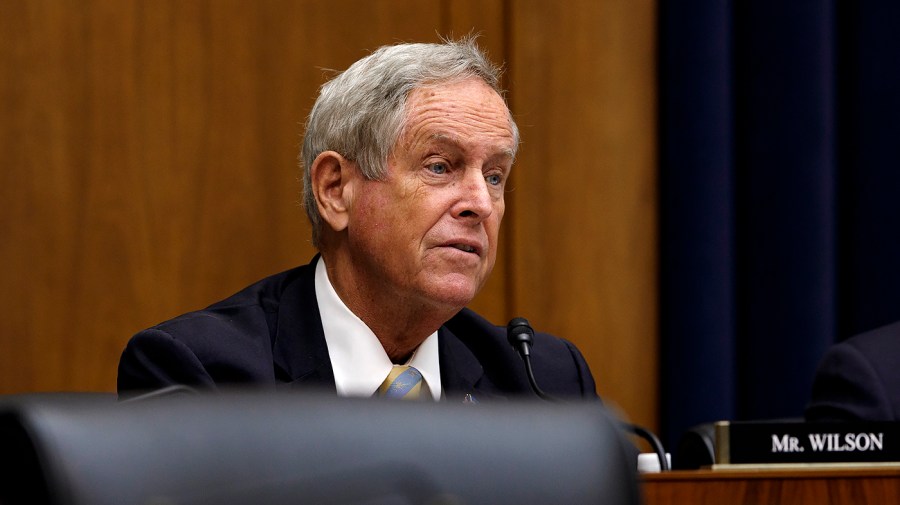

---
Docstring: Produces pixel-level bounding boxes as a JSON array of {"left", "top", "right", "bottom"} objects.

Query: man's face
[{"left": 346, "top": 78, "right": 516, "bottom": 312}]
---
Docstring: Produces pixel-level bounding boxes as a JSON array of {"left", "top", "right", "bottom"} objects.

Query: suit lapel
[
  {"left": 271, "top": 257, "right": 337, "bottom": 392},
  {"left": 439, "top": 325, "right": 505, "bottom": 403}
]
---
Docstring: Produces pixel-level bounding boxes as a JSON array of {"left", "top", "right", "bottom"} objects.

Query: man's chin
[{"left": 423, "top": 275, "right": 483, "bottom": 310}]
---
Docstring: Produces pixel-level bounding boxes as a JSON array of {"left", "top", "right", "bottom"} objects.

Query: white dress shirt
[{"left": 314, "top": 257, "right": 442, "bottom": 400}]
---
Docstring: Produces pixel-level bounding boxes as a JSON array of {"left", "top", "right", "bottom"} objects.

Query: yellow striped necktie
[{"left": 377, "top": 365, "right": 427, "bottom": 400}]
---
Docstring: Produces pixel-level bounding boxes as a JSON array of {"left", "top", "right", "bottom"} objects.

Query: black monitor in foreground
[{"left": 0, "top": 392, "right": 639, "bottom": 505}]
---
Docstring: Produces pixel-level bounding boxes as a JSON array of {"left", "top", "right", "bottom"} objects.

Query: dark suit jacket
[
  {"left": 118, "top": 258, "right": 598, "bottom": 402},
  {"left": 806, "top": 320, "right": 900, "bottom": 421}
]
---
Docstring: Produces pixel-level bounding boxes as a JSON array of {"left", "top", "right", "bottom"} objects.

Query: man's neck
[{"left": 320, "top": 250, "right": 457, "bottom": 363}]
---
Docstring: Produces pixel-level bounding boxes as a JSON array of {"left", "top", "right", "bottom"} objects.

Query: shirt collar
[{"left": 314, "top": 257, "right": 441, "bottom": 400}]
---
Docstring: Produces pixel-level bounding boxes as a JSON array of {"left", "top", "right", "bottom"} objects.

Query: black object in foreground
[{"left": 0, "top": 391, "right": 639, "bottom": 505}]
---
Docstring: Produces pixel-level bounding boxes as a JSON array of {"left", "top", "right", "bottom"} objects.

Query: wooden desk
[{"left": 642, "top": 467, "right": 900, "bottom": 505}]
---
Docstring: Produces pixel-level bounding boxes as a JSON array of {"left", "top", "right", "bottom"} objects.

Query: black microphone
[
  {"left": 506, "top": 317, "right": 556, "bottom": 402},
  {"left": 506, "top": 317, "right": 670, "bottom": 472}
]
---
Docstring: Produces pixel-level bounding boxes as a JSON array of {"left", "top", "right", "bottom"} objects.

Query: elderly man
[{"left": 118, "top": 39, "right": 597, "bottom": 402}]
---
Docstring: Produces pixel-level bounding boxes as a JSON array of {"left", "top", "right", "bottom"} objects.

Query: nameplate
[{"left": 715, "top": 420, "right": 900, "bottom": 464}]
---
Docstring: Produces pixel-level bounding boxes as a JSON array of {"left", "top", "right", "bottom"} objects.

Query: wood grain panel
[
  {"left": 0, "top": 0, "right": 453, "bottom": 393},
  {"left": 507, "top": 0, "right": 658, "bottom": 429},
  {"left": 643, "top": 468, "right": 900, "bottom": 505}
]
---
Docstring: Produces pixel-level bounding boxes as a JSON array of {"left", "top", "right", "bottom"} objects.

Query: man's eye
[
  {"left": 427, "top": 162, "right": 448, "bottom": 174},
  {"left": 486, "top": 174, "right": 503, "bottom": 186}
]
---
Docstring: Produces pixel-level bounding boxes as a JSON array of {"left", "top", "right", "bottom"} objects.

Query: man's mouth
[{"left": 450, "top": 244, "right": 477, "bottom": 253}]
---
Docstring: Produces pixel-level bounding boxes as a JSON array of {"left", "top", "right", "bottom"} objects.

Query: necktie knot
[{"left": 377, "top": 365, "right": 427, "bottom": 400}]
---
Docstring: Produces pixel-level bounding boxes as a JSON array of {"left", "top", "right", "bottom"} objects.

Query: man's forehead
[
  {"left": 425, "top": 132, "right": 517, "bottom": 159},
  {"left": 404, "top": 79, "right": 511, "bottom": 118},
  {"left": 399, "top": 88, "right": 517, "bottom": 154}
]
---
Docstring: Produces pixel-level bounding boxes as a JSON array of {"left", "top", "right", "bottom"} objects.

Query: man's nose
[{"left": 455, "top": 168, "right": 495, "bottom": 221}]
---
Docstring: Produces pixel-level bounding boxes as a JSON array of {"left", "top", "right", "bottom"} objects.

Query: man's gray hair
[{"left": 300, "top": 37, "right": 519, "bottom": 248}]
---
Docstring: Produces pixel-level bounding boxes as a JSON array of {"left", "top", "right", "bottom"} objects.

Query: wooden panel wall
[
  {"left": 508, "top": 0, "right": 659, "bottom": 430},
  {"left": 0, "top": 0, "right": 657, "bottom": 430}
]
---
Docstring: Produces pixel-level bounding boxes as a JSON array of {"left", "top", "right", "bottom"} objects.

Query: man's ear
[{"left": 310, "top": 151, "right": 356, "bottom": 233}]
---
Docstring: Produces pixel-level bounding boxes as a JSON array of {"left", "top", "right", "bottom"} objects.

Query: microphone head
[{"left": 506, "top": 317, "right": 535, "bottom": 349}]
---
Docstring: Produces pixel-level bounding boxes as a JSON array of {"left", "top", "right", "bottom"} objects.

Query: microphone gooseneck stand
[{"left": 506, "top": 317, "right": 670, "bottom": 472}]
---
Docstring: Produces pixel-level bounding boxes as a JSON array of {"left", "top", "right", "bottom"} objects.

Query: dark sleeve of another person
[{"left": 806, "top": 324, "right": 900, "bottom": 422}]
